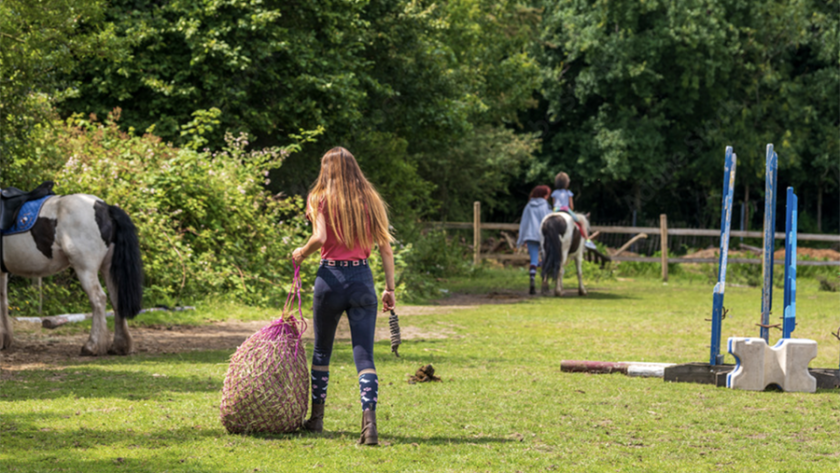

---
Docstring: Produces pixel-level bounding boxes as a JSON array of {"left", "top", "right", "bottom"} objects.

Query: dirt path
[{"left": 0, "top": 293, "right": 529, "bottom": 371}]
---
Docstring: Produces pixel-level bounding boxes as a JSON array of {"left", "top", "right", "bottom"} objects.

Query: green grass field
[{"left": 1, "top": 269, "right": 838, "bottom": 472}]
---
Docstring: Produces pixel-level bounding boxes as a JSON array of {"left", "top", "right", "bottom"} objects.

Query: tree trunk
[
  {"left": 817, "top": 182, "right": 823, "bottom": 233},
  {"left": 744, "top": 182, "right": 750, "bottom": 231},
  {"left": 633, "top": 183, "right": 641, "bottom": 218}
]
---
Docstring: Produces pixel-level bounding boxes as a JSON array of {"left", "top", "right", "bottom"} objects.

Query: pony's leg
[
  {"left": 555, "top": 250, "right": 569, "bottom": 297},
  {"left": 0, "top": 273, "right": 12, "bottom": 349},
  {"left": 77, "top": 268, "right": 111, "bottom": 356},
  {"left": 541, "top": 275, "right": 549, "bottom": 295},
  {"left": 102, "top": 256, "right": 133, "bottom": 355},
  {"left": 575, "top": 250, "right": 587, "bottom": 296}
]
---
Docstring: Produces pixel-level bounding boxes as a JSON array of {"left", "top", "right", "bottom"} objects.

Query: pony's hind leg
[
  {"left": 575, "top": 251, "right": 587, "bottom": 296},
  {"left": 555, "top": 249, "right": 569, "bottom": 297},
  {"left": 102, "top": 256, "right": 133, "bottom": 355},
  {"left": 554, "top": 265, "right": 565, "bottom": 297},
  {"left": 0, "top": 273, "right": 12, "bottom": 350},
  {"left": 76, "top": 267, "right": 111, "bottom": 356}
]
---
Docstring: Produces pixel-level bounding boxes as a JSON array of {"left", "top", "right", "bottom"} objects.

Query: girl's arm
[
  {"left": 568, "top": 196, "right": 574, "bottom": 211},
  {"left": 379, "top": 242, "right": 396, "bottom": 311},
  {"left": 292, "top": 212, "right": 327, "bottom": 264}
]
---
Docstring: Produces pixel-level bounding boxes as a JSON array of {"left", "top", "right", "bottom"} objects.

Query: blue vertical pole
[
  {"left": 783, "top": 188, "right": 797, "bottom": 338},
  {"left": 710, "top": 147, "right": 737, "bottom": 366},
  {"left": 760, "top": 144, "right": 778, "bottom": 342},
  {"left": 783, "top": 187, "right": 792, "bottom": 312}
]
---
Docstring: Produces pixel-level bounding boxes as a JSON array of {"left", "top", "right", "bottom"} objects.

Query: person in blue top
[
  {"left": 517, "top": 185, "right": 553, "bottom": 295},
  {"left": 552, "top": 172, "right": 597, "bottom": 250}
]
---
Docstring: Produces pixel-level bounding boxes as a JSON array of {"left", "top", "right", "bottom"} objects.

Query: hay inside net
[
  {"left": 220, "top": 265, "right": 309, "bottom": 434},
  {"left": 220, "top": 317, "right": 308, "bottom": 434}
]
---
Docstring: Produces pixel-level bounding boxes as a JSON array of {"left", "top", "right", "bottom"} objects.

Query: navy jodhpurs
[{"left": 311, "top": 263, "right": 378, "bottom": 373}]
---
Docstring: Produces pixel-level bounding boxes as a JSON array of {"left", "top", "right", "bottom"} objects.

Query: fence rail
[
  {"left": 474, "top": 253, "right": 838, "bottom": 266},
  {"left": 428, "top": 202, "right": 840, "bottom": 280},
  {"left": 427, "top": 222, "right": 840, "bottom": 243}
]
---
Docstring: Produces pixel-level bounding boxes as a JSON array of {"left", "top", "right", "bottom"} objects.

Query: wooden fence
[{"left": 429, "top": 202, "right": 840, "bottom": 281}]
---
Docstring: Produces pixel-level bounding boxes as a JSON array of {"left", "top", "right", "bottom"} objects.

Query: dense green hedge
[
  {"left": 8, "top": 108, "right": 319, "bottom": 313},
  {"left": 6, "top": 107, "right": 470, "bottom": 315}
]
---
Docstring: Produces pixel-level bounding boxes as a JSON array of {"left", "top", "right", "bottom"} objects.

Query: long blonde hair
[{"left": 307, "top": 147, "right": 392, "bottom": 249}]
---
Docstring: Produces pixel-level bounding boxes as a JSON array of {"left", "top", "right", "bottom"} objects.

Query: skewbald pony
[{"left": 307, "top": 147, "right": 392, "bottom": 249}]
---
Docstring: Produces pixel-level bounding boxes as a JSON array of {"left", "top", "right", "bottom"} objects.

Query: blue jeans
[
  {"left": 526, "top": 240, "right": 541, "bottom": 267},
  {"left": 311, "top": 264, "right": 378, "bottom": 373}
]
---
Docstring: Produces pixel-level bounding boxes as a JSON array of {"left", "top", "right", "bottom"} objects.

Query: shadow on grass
[
  {"left": 2, "top": 457, "right": 221, "bottom": 473},
  {"left": 0, "top": 410, "right": 232, "bottom": 471},
  {"left": 0, "top": 350, "right": 231, "bottom": 402},
  {"left": 536, "top": 290, "right": 636, "bottom": 300},
  {"left": 0, "top": 410, "right": 514, "bottom": 473},
  {"left": 223, "top": 429, "right": 517, "bottom": 445},
  {"left": 0, "top": 347, "right": 512, "bottom": 407}
]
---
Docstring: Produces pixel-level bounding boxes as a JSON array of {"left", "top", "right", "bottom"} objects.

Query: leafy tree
[
  {"left": 0, "top": 0, "right": 121, "bottom": 179},
  {"left": 57, "top": 0, "right": 542, "bottom": 222},
  {"left": 528, "top": 0, "right": 838, "bottom": 232},
  {"left": 60, "top": 0, "right": 371, "bottom": 145},
  {"left": 775, "top": 0, "right": 839, "bottom": 233}
]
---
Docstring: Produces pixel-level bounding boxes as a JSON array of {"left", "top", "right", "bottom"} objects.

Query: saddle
[
  {"left": 0, "top": 181, "right": 55, "bottom": 233},
  {"left": 557, "top": 209, "right": 585, "bottom": 238}
]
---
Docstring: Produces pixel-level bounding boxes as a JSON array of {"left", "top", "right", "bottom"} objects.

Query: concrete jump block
[{"left": 726, "top": 337, "right": 817, "bottom": 393}]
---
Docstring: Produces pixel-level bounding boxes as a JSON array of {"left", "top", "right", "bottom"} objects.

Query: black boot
[
  {"left": 303, "top": 403, "right": 325, "bottom": 433},
  {"left": 358, "top": 409, "right": 378, "bottom": 445}
]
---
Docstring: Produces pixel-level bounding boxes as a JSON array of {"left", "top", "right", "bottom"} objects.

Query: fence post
[
  {"left": 660, "top": 214, "right": 668, "bottom": 282},
  {"left": 473, "top": 201, "right": 481, "bottom": 266}
]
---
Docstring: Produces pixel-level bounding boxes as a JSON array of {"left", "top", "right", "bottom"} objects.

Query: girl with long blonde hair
[{"left": 291, "top": 147, "right": 395, "bottom": 446}]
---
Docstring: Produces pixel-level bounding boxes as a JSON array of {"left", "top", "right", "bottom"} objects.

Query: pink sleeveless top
[{"left": 319, "top": 201, "right": 371, "bottom": 261}]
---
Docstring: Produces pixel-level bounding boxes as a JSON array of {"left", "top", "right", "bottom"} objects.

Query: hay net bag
[{"left": 220, "top": 264, "right": 309, "bottom": 434}]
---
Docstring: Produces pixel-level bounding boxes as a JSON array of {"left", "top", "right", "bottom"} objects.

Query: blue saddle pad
[{"left": 4, "top": 196, "right": 53, "bottom": 235}]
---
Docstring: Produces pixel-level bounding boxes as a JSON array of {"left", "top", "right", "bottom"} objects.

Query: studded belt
[{"left": 320, "top": 259, "right": 368, "bottom": 267}]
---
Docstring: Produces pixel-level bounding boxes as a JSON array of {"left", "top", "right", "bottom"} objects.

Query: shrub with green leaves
[{"left": 9, "top": 109, "right": 319, "bottom": 314}]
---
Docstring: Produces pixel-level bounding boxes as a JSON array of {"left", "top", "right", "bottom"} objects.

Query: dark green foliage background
[
  {"left": 1, "top": 0, "right": 837, "bottom": 312},
  {"left": 4, "top": 0, "right": 837, "bottom": 229}
]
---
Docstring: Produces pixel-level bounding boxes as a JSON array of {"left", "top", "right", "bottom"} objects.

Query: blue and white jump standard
[
  {"left": 782, "top": 186, "right": 798, "bottom": 339},
  {"left": 665, "top": 144, "right": 839, "bottom": 389},
  {"left": 709, "top": 146, "right": 737, "bottom": 366},
  {"left": 759, "top": 144, "right": 778, "bottom": 342}
]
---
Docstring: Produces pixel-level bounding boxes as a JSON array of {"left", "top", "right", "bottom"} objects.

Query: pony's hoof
[
  {"left": 578, "top": 289, "right": 588, "bottom": 296},
  {"left": 0, "top": 332, "right": 12, "bottom": 350},
  {"left": 554, "top": 291, "right": 563, "bottom": 297},
  {"left": 108, "top": 340, "right": 134, "bottom": 356},
  {"left": 80, "top": 341, "right": 107, "bottom": 356}
]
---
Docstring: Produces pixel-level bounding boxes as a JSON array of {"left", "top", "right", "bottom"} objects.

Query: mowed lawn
[{"left": 1, "top": 269, "right": 838, "bottom": 472}]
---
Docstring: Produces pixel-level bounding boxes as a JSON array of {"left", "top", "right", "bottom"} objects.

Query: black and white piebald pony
[
  {"left": 540, "top": 211, "right": 590, "bottom": 297},
  {"left": 0, "top": 194, "right": 143, "bottom": 355}
]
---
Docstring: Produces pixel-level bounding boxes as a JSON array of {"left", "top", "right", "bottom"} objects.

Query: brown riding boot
[
  {"left": 358, "top": 409, "right": 378, "bottom": 445},
  {"left": 303, "top": 403, "right": 325, "bottom": 433}
]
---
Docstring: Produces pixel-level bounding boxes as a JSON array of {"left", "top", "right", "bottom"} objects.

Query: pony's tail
[
  {"left": 109, "top": 205, "right": 143, "bottom": 319},
  {"left": 541, "top": 216, "right": 563, "bottom": 281}
]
